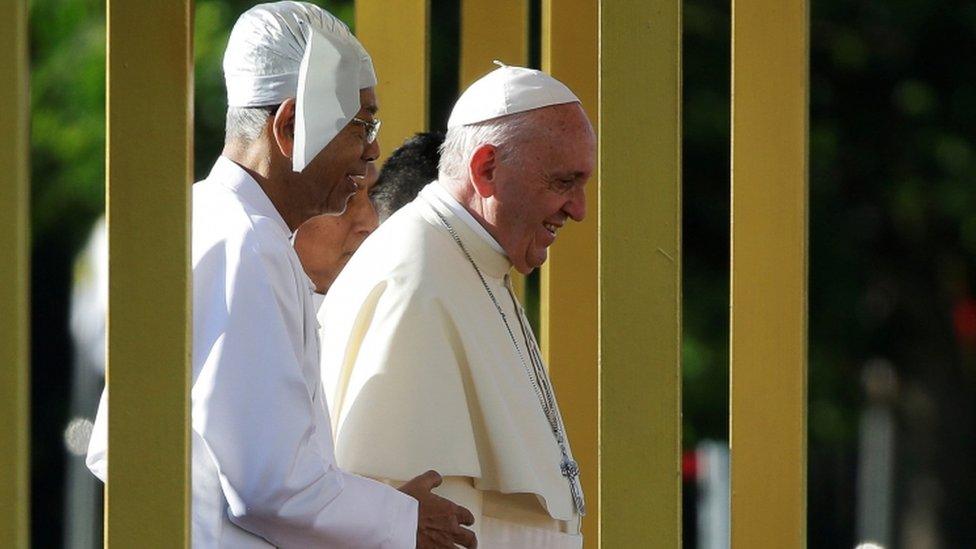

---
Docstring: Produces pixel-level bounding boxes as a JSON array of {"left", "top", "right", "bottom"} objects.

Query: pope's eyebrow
[
  {"left": 362, "top": 103, "right": 379, "bottom": 115},
  {"left": 552, "top": 170, "right": 587, "bottom": 180}
]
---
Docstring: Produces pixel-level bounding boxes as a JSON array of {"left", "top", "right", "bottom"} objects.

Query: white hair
[
  {"left": 224, "top": 105, "right": 278, "bottom": 146},
  {"left": 438, "top": 111, "right": 537, "bottom": 181}
]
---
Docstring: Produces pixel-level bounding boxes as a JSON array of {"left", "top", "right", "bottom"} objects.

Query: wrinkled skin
[
  {"left": 236, "top": 87, "right": 380, "bottom": 231},
  {"left": 463, "top": 103, "right": 596, "bottom": 274},
  {"left": 286, "top": 87, "right": 380, "bottom": 219}
]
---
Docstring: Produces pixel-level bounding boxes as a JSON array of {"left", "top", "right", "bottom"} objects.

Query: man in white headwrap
[
  {"left": 320, "top": 64, "right": 595, "bottom": 547},
  {"left": 86, "top": 3, "right": 475, "bottom": 547}
]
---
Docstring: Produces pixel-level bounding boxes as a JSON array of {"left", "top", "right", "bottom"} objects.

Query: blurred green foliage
[
  {"left": 27, "top": 0, "right": 976, "bottom": 547},
  {"left": 29, "top": 0, "right": 104, "bottom": 249}
]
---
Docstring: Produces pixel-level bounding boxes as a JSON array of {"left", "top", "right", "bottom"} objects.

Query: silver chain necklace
[{"left": 432, "top": 209, "right": 586, "bottom": 517}]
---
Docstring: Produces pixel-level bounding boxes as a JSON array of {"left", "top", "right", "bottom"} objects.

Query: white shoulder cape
[{"left": 321, "top": 184, "right": 579, "bottom": 522}]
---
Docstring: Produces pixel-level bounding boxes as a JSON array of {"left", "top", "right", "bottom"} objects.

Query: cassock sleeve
[{"left": 87, "top": 228, "right": 418, "bottom": 548}]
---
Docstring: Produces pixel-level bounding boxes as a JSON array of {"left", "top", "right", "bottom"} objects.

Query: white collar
[
  {"left": 426, "top": 182, "right": 506, "bottom": 255},
  {"left": 209, "top": 155, "right": 292, "bottom": 237},
  {"left": 312, "top": 291, "right": 326, "bottom": 313},
  {"left": 208, "top": 156, "right": 315, "bottom": 293}
]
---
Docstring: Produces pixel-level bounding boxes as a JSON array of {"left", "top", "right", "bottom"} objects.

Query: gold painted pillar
[
  {"left": 600, "top": 0, "right": 683, "bottom": 545},
  {"left": 460, "top": 0, "right": 528, "bottom": 86},
  {"left": 540, "top": 0, "right": 599, "bottom": 544},
  {"left": 0, "top": 1, "right": 30, "bottom": 547},
  {"left": 729, "top": 0, "right": 808, "bottom": 546},
  {"left": 105, "top": 1, "right": 192, "bottom": 546},
  {"left": 460, "top": 0, "right": 529, "bottom": 300},
  {"left": 356, "top": 0, "right": 429, "bottom": 161}
]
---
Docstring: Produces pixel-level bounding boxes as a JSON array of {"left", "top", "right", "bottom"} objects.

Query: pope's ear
[
  {"left": 469, "top": 144, "right": 498, "bottom": 198},
  {"left": 272, "top": 98, "right": 297, "bottom": 159}
]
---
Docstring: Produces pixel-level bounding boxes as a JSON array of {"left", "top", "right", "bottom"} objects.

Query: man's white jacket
[{"left": 87, "top": 156, "right": 417, "bottom": 548}]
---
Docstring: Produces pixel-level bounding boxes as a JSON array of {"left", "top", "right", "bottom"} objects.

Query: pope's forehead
[
  {"left": 532, "top": 103, "right": 592, "bottom": 134},
  {"left": 528, "top": 105, "right": 595, "bottom": 151},
  {"left": 527, "top": 106, "right": 595, "bottom": 172}
]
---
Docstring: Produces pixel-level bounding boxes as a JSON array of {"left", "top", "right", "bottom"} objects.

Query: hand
[{"left": 399, "top": 470, "right": 477, "bottom": 548}]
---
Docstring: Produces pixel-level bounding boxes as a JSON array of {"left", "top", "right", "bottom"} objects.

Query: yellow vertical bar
[
  {"left": 600, "top": 0, "right": 682, "bottom": 546},
  {"left": 459, "top": 0, "right": 528, "bottom": 86},
  {"left": 539, "top": 0, "right": 599, "bottom": 545},
  {"left": 356, "top": 0, "right": 429, "bottom": 162},
  {"left": 729, "top": 0, "right": 808, "bottom": 546},
  {"left": 459, "top": 0, "right": 529, "bottom": 300},
  {"left": 0, "top": 1, "right": 30, "bottom": 547},
  {"left": 105, "top": 0, "right": 192, "bottom": 546}
]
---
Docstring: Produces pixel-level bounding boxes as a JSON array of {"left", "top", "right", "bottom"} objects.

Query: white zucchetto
[
  {"left": 447, "top": 62, "right": 580, "bottom": 129},
  {"left": 223, "top": 1, "right": 377, "bottom": 171}
]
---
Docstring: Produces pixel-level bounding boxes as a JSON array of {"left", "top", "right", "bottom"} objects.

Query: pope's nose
[{"left": 564, "top": 185, "right": 586, "bottom": 222}]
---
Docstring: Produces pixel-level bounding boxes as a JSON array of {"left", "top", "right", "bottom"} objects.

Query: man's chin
[
  {"left": 529, "top": 248, "right": 549, "bottom": 269},
  {"left": 322, "top": 194, "right": 354, "bottom": 216},
  {"left": 514, "top": 254, "right": 547, "bottom": 275}
]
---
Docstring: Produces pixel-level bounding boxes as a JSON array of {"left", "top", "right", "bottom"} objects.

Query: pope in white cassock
[
  {"left": 320, "top": 65, "right": 596, "bottom": 548},
  {"left": 86, "top": 3, "right": 475, "bottom": 548}
]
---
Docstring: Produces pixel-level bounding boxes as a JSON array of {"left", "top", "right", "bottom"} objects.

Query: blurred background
[{"left": 27, "top": 0, "right": 976, "bottom": 547}]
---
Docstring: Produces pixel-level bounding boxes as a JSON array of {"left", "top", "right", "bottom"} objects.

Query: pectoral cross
[
  {"left": 561, "top": 456, "right": 586, "bottom": 516},
  {"left": 556, "top": 431, "right": 586, "bottom": 516},
  {"left": 434, "top": 212, "right": 587, "bottom": 518}
]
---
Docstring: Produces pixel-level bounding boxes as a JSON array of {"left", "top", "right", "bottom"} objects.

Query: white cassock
[
  {"left": 320, "top": 182, "right": 584, "bottom": 548},
  {"left": 87, "top": 157, "right": 417, "bottom": 548}
]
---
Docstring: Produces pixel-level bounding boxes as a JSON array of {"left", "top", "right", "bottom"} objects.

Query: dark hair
[{"left": 371, "top": 132, "right": 445, "bottom": 221}]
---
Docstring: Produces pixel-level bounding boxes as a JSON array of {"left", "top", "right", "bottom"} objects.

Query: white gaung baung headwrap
[{"left": 223, "top": 1, "right": 377, "bottom": 171}]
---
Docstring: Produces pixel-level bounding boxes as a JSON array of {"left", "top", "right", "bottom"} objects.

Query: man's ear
[
  {"left": 469, "top": 144, "right": 498, "bottom": 198},
  {"left": 272, "top": 98, "right": 297, "bottom": 159}
]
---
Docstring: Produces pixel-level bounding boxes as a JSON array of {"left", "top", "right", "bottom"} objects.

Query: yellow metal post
[
  {"left": 729, "top": 0, "right": 808, "bottom": 546},
  {"left": 459, "top": 0, "right": 529, "bottom": 301},
  {"left": 539, "top": 0, "right": 599, "bottom": 545},
  {"left": 600, "top": 0, "right": 682, "bottom": 545},
  {"left": 0, "top": 1, "right": 30, "bottom": 547},
  {"left": 356, "top": 0, "right": 429, "bottom": 162},
  {"left": 105, "top": 1, "right": 192, "bottom": 546},
  {"left": 460, "top": 0, "right": 528, "bottom": 87}
]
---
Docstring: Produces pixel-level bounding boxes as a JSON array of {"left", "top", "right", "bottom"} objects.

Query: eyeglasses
[{"left": 350, "top": 117, "right": 381, "bottom": 144}]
